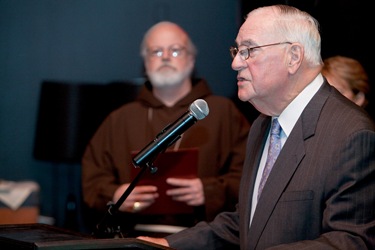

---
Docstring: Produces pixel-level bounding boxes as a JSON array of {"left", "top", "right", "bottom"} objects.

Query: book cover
[{"left": 130, "top": 148, "right": 198, "bottom": 215}]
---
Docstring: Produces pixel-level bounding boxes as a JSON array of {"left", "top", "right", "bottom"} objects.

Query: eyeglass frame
[
  {"left": 146, "top": 45, "right": 188, "bottom": 59},
  {"left": 229, "top": 42, "right": 292, "bottom": 60}
]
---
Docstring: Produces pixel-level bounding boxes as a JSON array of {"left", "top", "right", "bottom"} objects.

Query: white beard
[{"left": 147, "top": 63, "right": 193, "bottom": 88}]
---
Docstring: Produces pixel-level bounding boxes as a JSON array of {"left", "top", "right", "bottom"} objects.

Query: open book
[{"left": 130, "top": 148, "right": 199, "bottom": 215}]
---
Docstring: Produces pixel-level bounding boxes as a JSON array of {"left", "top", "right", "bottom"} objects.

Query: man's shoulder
[{"left": 324, "top": 92, "right": 374, "bottom": 130}]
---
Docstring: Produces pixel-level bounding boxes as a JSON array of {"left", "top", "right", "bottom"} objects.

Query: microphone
[{"left": 132, "top": 99, "right": 209, "bottom": 167}]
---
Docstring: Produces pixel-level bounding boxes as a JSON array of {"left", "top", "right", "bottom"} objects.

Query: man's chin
[{"left": 150, "top": 77, "right": 181, "bottom": 87}]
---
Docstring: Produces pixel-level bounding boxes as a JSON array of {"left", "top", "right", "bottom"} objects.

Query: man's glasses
[
  {"left": 229, "top": 42, "right": 292, "bottom": 60},
  {"left": 147, "top": 45, "right": 187, "bottom": 58}
]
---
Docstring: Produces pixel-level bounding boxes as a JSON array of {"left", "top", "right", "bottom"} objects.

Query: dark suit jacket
[{"left": 166, "top": 80, "right": 375, "bottom": 249}]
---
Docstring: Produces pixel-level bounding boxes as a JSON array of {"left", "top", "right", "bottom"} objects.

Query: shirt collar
[{"left": 277, "top": 73, "right": 324, "bottom": 137}]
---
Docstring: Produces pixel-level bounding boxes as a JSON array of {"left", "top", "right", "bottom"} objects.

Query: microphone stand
[
  {"left": 94, "top": 160, "right": 159, "bottom": 238},
  {"left": 93, "top": 126, "right": 182, "bottom": 238}
]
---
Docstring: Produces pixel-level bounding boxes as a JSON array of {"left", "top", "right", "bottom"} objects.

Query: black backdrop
[{"left": 241, "top": 0, "right": 374, "bottom": 120}]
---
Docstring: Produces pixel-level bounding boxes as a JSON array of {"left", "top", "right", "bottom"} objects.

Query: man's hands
[
  {"left": 113, "top": 184, "right": 159, "bottom": 213},
  {"left": 166, "top": 177, "right": 205, "bottom": 206},
  {"left": 113, "top": 177, "right": 204, "bottom": 213},
  {"left": 137, "top": 236, "right": 169, "bottom": 247}
]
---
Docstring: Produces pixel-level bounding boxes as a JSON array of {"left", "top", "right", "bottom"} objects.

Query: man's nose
[{"left": 231, "top": 55, "right": 245, "bottom": 71}]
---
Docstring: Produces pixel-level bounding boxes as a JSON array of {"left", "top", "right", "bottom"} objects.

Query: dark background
[
  {"left": 0, "top": 0, "right": 373, "bottom": 233},
  {"left": 241, "top": 0, "right": 374, "bottom": 119}
]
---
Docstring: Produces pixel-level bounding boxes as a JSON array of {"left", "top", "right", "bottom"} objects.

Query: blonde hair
[{"left": 322, "top": 56, "right": 369, "bottom": 107}]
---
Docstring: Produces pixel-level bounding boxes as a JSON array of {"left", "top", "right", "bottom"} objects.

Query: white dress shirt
[{"left": 250, "top": 73, "right": 324, "bottom": 226}]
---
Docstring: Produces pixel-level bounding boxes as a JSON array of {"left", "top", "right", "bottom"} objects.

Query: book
[{"left": 130, "top": 148, "right": 199, "bottom": 215}]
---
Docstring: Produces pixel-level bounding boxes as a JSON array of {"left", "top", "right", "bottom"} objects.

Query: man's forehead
[
  {"left": 148, "top": 24, "right": 187, "bottom": 43},
  {"left": 235, "top": 15, "right": 273, "bottom": 46},
  {"left": 147, "top": 29, "right": 187, "bottom": 47},
  {"left": 235, "top": 24, "right": 261, "bottom": 46}
]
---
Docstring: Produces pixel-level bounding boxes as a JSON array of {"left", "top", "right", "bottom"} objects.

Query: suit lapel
[
  {"left": 247, "top": 81, "right": 331, "bottom": 248},
  {"left": 239, "top": 114, "right": 269, "bottom": 245}
]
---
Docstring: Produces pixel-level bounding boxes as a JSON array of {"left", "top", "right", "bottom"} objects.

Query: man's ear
[{"left": 288, "top": 43, "right": 303, "bottom": 74}]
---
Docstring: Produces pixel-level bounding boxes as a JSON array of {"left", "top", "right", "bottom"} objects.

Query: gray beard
[{"left": 147, "top": 65, "right": 193, "bottom": 88}]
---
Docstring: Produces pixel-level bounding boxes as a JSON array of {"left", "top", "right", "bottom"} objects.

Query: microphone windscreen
[{"left": 190, "top": 99, "right": 209, "bottom": 120}]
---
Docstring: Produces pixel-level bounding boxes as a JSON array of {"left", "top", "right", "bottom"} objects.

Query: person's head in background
[
  {"left": 322, "top": 56, "right": 370, "bottom": 107},
  {"left": 140, "top": 21, "right": 197, "bottom": 107}
]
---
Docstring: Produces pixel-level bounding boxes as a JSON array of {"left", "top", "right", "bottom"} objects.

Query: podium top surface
[{"left": 0, "top": 224, "right": 173, "bottom": 250}]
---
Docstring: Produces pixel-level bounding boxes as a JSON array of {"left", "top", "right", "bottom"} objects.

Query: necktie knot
[{"left": 270, "top": 119, "right": 281, "bottom": 136}]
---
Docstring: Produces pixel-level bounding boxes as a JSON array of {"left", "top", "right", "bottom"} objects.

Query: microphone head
[{"left": 189, "top": 99, "right": 209, "bottom": 120}]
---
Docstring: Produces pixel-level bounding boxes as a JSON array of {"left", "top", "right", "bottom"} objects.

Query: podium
[{"left": 0, "top": 224, "right": 173, "bottom": 249}]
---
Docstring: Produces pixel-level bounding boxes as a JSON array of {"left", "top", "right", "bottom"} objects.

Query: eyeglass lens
[{"left": 148, "top": 46, "right": 185, "bottom": 58}]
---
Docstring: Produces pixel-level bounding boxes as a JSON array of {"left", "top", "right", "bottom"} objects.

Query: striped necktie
[{"left": 258, "top": 118, "right": 282, "bottom": 201}]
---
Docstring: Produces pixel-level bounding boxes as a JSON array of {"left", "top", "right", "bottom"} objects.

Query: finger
[
  {"left": 136, "top": 236, "right": 169, "bottom": 247},
  {"left": 132, "top": 201, "right": 142, "bottom": 212},
  {"left": 169, "top": 193, "right": 203, "bottom": 206},
  {"left": 121, "top": 196, "right": 156, "bottom": 212},
  {"left": 166, "top": 187, "right": 191, "bottom": 196},
  {"left": 133, "top": 185, "right": 158, "bottom": 193},
  {"left": 130, "top": 192, "right": 159, "bottom": 203},
  {"left": 132, "top": 201, "right": 149, "bottom": 213},
  {"left": 166, "top": 178, "right": 195, "bottom": 186},
  {"left": 130, "top": 185, "right": 159, "bottom": 201},
  {"left": 120, "top": 188, "right": 159, "bottom": 212}
]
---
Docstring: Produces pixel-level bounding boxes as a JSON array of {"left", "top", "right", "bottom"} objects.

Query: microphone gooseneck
[{"left": 132, "top": 99, "right": 209, "bottom": 167}]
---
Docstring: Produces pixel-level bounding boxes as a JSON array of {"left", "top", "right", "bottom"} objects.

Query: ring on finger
[{"left": 133, "top": 201, "right": 141, "bottom": 212}]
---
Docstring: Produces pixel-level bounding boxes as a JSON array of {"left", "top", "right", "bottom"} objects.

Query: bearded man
[{"left": 81, "top": 21, "right": 250, "bottom": 238}]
